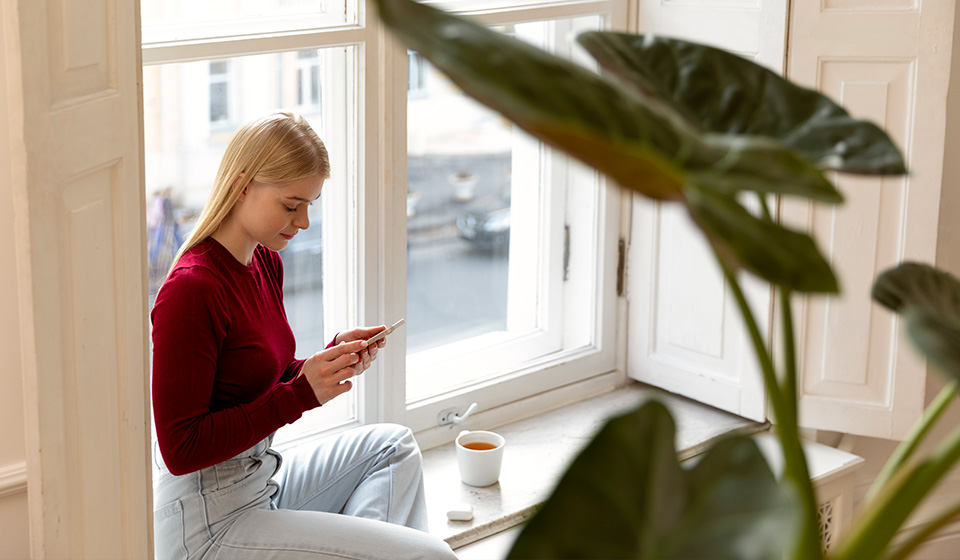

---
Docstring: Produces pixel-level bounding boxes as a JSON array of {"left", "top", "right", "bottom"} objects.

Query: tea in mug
[{"left": 462, "top": 441, "right": 499, "bottom": 451}]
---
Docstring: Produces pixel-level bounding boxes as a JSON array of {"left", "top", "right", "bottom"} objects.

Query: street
[
  {"left": 284, "top": 153, "right": 513, "bottom": 354},
  {"left": 284, "top": 233, "right": 509, "bottom": 353}
]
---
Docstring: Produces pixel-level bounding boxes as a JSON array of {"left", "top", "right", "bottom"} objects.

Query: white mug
[{"left": 456, "top": 430, "right": 505, "bottom": 487}]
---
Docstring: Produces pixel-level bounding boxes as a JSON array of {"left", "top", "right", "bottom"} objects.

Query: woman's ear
[{"left": 232, "top": 173, "right": 247, "bottom": 201}]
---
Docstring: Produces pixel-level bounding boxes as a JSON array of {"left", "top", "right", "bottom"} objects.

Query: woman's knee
[
  {"left": 396, "top": 531, "right": 459, "bottom": 560},
  {"left": 372, "top": 423, "right": 421, "bottom": 460},
  {"left": 421, "top": 537, "right": 459, "bottom": 560}
]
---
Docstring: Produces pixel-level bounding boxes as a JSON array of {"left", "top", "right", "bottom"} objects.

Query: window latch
[
  {"left": 617, "top": 238, "right": 626, "bottom": 297},
  {"left": 437, "top": 402, "right": 478, "bottom": 426}
]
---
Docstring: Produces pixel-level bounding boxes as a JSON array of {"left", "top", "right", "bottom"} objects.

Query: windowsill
[{"left": 419, "top": 381, "right": 767, "bottom": 550}]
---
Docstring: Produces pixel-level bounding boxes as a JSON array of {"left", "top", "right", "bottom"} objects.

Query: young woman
[{"left": 151, "top": 112, "right": 457, "bottom": 560}]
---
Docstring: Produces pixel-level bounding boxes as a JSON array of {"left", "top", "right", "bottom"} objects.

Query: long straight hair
[{"left": 168, "top": 112, "right": 330, "bottom": 275}]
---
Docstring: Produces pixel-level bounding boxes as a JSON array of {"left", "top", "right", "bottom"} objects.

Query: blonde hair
[{"left": 169, "top": 111, "right": 330, "bottom": 273}]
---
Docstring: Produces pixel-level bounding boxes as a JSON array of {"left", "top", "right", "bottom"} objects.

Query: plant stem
[
  {"left": 780, "top": 286, "right": 799, "bottom": 423},
  {"left": 758, "top": 194, "right": 775, "bottom": 223},
  {"left": 757, "top": 193, "right": 800, "bottom": 424},
  {"left": 867, "top": 380, "right": 960, "bottom": 502},
  {"left": 881, "top": 499, "right": 960, "bottom": 560},
  {"left": 832, "top": 421, "right": 960, "bottom": 560},
  {"left": 723, "top": 266, "right": 822, "bottom": 560}
]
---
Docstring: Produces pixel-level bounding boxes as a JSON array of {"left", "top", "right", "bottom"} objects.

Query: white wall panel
[
  {"left": 630, "top": 201, "right": 765, "bottom": 421},
  {"left": 6, "top": 0, "right": 151, "bottom": 556},
  {"left": 823, "top": 0, "right": 916, "bottom": 10},
  {"left": 637, "top": 0, "right": 785, "bottom": 69},
  {"left": 786, "top": 0, "right": 954, "bottom": 439},
  {"left": 47, "top": 0, "right": 116, "bottom": 105},
  {"left": 627, "top": 0, "right": 787, "bottom": 422}
]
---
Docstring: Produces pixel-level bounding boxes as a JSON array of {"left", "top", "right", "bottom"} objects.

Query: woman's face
[{"left": 233, "top": 174, "right": 325, "bottom": 253}]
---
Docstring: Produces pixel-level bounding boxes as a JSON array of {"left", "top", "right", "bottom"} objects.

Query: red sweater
[{"left": 151, "top": 238, "right": 321, "bottom": 475}]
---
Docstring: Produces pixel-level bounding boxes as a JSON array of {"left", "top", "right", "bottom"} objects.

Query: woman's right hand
[{"left": 299, "top": 340, "right": 367, "bottom": 405}]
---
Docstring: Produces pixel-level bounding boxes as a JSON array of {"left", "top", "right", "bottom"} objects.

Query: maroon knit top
[{"left": 151, "top": 237, "right": 321, "bottom": 475}]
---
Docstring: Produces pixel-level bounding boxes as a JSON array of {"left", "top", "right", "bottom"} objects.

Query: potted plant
[
  {"left": 448, "top": 169, "right": 479, "bottom": 202},
  {"left": 374, "top": 1, "right": 960, "bottom": 558}
]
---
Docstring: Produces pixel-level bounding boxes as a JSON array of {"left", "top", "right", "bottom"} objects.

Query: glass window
[
  {"left": 407, "top": 50, "right": 428, "bottom": 97},
  {"left": 208, "top": 60, "right": 231, "bottom": 124},
  {"left": 298, "top": 50, "right": 321, "bottom": 109},
  {"left": 143, "top": 45, "right": 359, "bottom": 443},
  {"left": 405, "top": 14, "right": 606, "bottom": 403},
  {"left": 143, "top": 0, "right": 623, "bottom": 442}
]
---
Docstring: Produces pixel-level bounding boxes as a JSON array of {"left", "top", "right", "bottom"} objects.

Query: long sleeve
[{"left": 151, "top": 249, "right": 320, "bottom": 475}]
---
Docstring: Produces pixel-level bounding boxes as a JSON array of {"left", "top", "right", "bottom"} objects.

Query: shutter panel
[
  {"left": 627, "top": 1, "right": 788, "bottom": 422},
  {"left": 784, "top": 0, "right": 955, "bottom": 439},
  {"left": 7, "top": 0, "right": 152, "bottom": 556}
]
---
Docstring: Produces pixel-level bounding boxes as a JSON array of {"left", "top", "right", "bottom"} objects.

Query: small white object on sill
[{"left": 447, "top": 502, "right": 474, "bottom": 522}]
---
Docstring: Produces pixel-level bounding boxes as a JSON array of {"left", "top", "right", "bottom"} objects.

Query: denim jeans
[{"left": 153, "top": 424, "right": 457, "bottom": 560}]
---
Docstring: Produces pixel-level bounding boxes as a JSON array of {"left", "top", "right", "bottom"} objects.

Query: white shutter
[
  {"left": 636, "top": 0, "right": 787, "bottom": 70},
  {"left": 627, "top": 0, "right": 788, "bottom": 423},
  {"left": 5, "top": 0, "right": 151, "bottom": 557},
  {"left": 784, "top": 0, "right": 955, "bottom": 440}
]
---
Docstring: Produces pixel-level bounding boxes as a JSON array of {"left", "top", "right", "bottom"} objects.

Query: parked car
[{"left": 456, "top": 196, "right": 510, "bottom": 251}]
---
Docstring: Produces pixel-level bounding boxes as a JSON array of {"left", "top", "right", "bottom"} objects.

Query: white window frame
[
  {"left": 142, "top": 0, "right": 629, "bottom": 448},
  {"left": 143, "top": 6, "right": 377, "bottom": 444},
  {"left": 384, "top": 1, "right": 628, "bottom": 437}
]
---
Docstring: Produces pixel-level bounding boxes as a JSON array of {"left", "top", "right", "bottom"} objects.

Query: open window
[{"left": 142, "top": 0, "right": 627, "bottom": 444}]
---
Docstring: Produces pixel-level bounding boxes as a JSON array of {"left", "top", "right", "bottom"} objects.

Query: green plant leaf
[
  {"left": 374, "top": 0, "right": 840, "bottom": 290},
  {"left": 685, "top": 184, "right": 839, "bottom": 293},
  {"left": 507, "top": 400, "right": 798, "bottom": 559},
  {"left": 375, "top": 0, "right": 691, "bottom": 201},
  {"left": 690, "top": 134, "right": 842, "bottom": 203},
  {"left": 660, "top": 437, "right": 800, "bottom": 559},
  {"left": 873, "top": 263, "right": 960, "bottom": 378},
  {"left": 578, "top": 32, "right": 908, "bottom": 176},
  {"left": 373, "top": 0, "right": 843, "bottom": 208}
]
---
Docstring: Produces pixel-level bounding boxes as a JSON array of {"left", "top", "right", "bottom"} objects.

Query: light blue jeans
[{"left": 153, "top": 424, "right": 457, "bottom": 560}]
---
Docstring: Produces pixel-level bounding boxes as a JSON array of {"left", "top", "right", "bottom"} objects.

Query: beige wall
[
  {"left": 0, "top": 9, "right": 29, "bottom": 554},
  {"left": 940, "top": 0, "right": 960, "bottom": 278},
  {"left": 0, "top": 200, "right": 29, "bottom": 558}
]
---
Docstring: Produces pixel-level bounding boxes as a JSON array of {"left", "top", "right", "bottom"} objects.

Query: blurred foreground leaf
[
  {"left": 686, "top": 185, "right": 838, "bottom": 293},
  {"left": 578, "top": 33, "right": 907, "bottom": 176},
  {"left": 507, "top": 401, "right": 798, "bottom": 559},
  {"left": 373, "top": 0, "right": 841, "bottom": 294},
  {"left": 873, "top": 263, "right": 960, "bottom": 379},
  {"left": 374, "top": 0, "right": 840, "bottom": 205}
]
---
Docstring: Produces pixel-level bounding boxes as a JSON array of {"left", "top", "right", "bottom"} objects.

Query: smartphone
[{"left": 366, "top": 318, "right": 405, "bottom": 345}]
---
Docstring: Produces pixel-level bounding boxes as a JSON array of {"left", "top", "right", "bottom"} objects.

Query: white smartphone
[{"left": 366, "top": 318, "right": 405, "bottom": 345}]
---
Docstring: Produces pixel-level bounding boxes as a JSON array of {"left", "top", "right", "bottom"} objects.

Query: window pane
[
  {"left": 141, "top": 0, "right": 358, "bottom": 44},
  {"left": 143, "top": 46, "right": 358, "bottom": 440},
  {"left": 209, "top": 82, "right": 229, "bottom": 122},
  {"left": 405, "top": 15, "right": 602, "bottom": 399},
  {"left": 406, "top": 87, "right": 514, "bottom": 353}
]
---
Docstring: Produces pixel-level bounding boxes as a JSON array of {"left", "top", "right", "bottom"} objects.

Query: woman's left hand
[{"left": 334, "top": 326, "right": 387, "bottom": 374}]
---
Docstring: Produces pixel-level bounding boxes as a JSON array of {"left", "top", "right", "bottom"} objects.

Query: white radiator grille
[{"left": 818, "top": 499, "right": 836, "bottom": 552}]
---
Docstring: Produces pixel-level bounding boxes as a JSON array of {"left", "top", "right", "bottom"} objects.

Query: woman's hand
[
  {"left": 334, "top": 326, "right": 388, "bottom": 374},
  {"left": 300, "top": 340, "right": 368, "bottom": 405}
]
